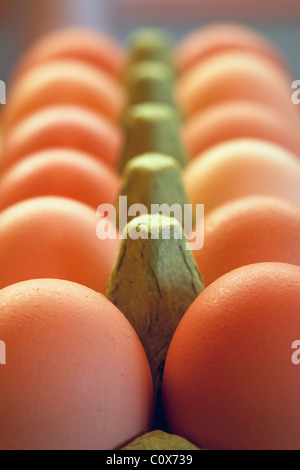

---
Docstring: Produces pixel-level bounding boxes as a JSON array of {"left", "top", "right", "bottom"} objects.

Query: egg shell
[
  {"left": 2, "top": 59, "right": 126, "bottom": 133},
  {"left": 0, "top": 148, "right": 120, "bottom": 212},
  {"left": 0, "top": 278, "right": 153, "bottom": 450},
  {"left": 0, "top": 105, "right": 123, "bottom": 172},
  {"left": 183, "top": 138, "right": 300, "bottom": 215},
  {"left": 163, "top": 262, "right": 300, "bottom": 450},
  {"left": 174, "top": 22, "right": 290, "bottom": 75},
  {"left": 193, "top": 195, "right": 300, "bottom": 286},
  {"left": 11, "top": 27, "right": 127, "bottom": 81},
  {"left": 0, "top": 196, "right": 119, "bottom": 294},
  {"left": 183, "top": 101, "right": 300, "bottom": 158},
  {"left": 176, "top": 51, "right": 298, "bottom": 122}
]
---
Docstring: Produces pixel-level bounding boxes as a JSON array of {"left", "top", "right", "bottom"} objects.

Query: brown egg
[
  {"left": 184, "top": 138, "right": 300, "bottom": 215},
  {"left": 0, "top": 278, "right": 153, "bottom": 450},
  {"left": 2, "top": 59, "right": 126, "bottom": 133},
  {"left": 0, "top": 196, "right": 119, "bottom": 294},
  {"left": 193, "top": 195, "right": 300, "bottom": 286},
  {"left": 174, "top": 22, "right": 290, "bottom": 75},
  {"left": 0, "top": 148, "right": 120, "bottom": 212},
  {"left": 163, "top": 262, "right": 300, "bottom": 450},
  {"left": 183, "top": 101, "right": 300, "bottom": 158},
  {"left": 11, "top": 27, "right": 127, "bottom": 81},
  {"left": 176, "top": 51, "right": 298, "bottom": 122},
  {"left": 0, "top": 105, "right": 123, "bottom": 172}
]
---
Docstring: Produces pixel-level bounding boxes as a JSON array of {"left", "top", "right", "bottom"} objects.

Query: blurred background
[{"left": 0, "top": 0, "right": 300, "bottom": 82}]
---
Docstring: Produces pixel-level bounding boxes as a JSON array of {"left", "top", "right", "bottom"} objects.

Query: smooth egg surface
[
  {"left": 0, "top": 196, "right": 119, "bottom": 294},
  {"left": 0, "top": 148, "right": 120, "bottom": 212},
  {"left": 184, "top": 138, "right": 300, "bottom": 215},
  {"left": 2, "top": 59, "right": 126, "bottom": 133},
  {"left": 176, "top": 51, "right": 298, "bottom": 122},
  {"left": 0, "top": 278, "right": 153, "bottom": 450},
  {"left": 0, "top": 105, "right": 123, "bottom": 172},
  {"left": 193, "top": 195, "right": 300, "bottom": 286},
  {"left": 163, "top": 262, "right": 300, "bottom": 450},
  {"left": 183, "top": 100, "right": 300, "bottom": 158},
  {"left": 174, "top": 22, "right": 290, "bottom": 74},
  {"left": 11, "top": 27, "right": 127, "bottom": 81}
]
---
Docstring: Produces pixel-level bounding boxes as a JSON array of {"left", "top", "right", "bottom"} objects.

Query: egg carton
[{"left": 0, "top": 22, "right": 299, "bottom": 452}]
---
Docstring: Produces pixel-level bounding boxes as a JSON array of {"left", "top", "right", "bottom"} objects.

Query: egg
[
  {"left": 163, "top": 262, "right": 300, "bottom": 450},
  {"left": 193, "top": 195, "right": 300, "bottom": 286},
  {"left": 0, "top": 196, "right": 119, "bottom": 294},
  {"left": 0, "top": 105, "right": 122, "bottom": 172},
  {"left": 0, "top": 278, "right": 153, "bottom": 450},
  {"left": 2, "top": 59, "right": 126, "bottom": 133},
  {"left": 11, "top": 27, "right": 127, "bottom": 81},
  {"left": 176, "top": 51, "right": 298, "bottom": 122},
  {"left": 174, "top": 22, "right": 290, "bottom": 75},
  {"left": 0, "top": 148, "right": 120, "bottom": 212},
  {"left": 183, "top": 138, "right": 300, "bottom": 215},
  {"left": 183, "top": 100, "right": 300, "bottom": 158}
]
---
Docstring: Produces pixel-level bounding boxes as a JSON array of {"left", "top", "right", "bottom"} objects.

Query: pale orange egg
[
  {"left": 0, "top": 196, "right": 119, "bottom": 294},
  {"left": 2, "top": 59, "right": 126, "bottom": 133},
  {"left": 163, "top": 262, "right": 300, "bottom": 450},
  {"left": 11, "top": 27, "right": 127, "bottom": 81},
  {"left": 193, "top": 195, "right": 300, "bottom": 286},
  {"left": 183, "top": 138, "right": 300, "bottom": 215},
  {"left": 0, "top": 105, "right": 123, "bottom": 172},
  {"left": 183, "top": 101, "right": 300, "bottom": 158},
  {"left": 176, "top": 51, "right": 298, "bottom": 122},
  {"left": 0, "top": 148, "right": 120, "bottom": 212},
  {"left": 174, "top": 22, "right": 289, "bottom": 75},
  {"left": 0, "top": 278, "right": 153, "bottom": 450}
]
